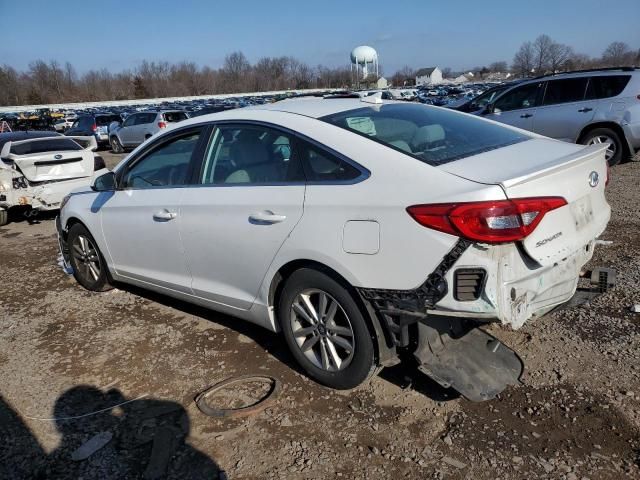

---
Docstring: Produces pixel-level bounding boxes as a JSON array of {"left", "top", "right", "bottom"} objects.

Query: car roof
[
  {"left": 0, "top": 131, "right": 61, "bottom": 141},
  {"left": 246, "top": 97, "right": 406, "bottom": 119}
]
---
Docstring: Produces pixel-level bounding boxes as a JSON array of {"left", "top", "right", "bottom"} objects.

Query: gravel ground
[{"left": 0, "top": 150, "right": 639, "bottom": 479}]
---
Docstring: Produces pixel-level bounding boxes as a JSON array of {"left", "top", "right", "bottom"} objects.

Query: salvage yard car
[
  {"left": 108, "top": 110, "right": 190, "bottom": 153},
  {"left": 0, "top": 131, "right": 108, "bottom": 225},
  {"left": 57, "top": 97, "right": 612, "bottom": 401}
]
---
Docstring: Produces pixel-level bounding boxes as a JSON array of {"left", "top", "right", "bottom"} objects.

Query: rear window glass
[
  {"left": 543, "top": 78, "right": 588, "bottom": 105},
  {"left": 585, "top": 75, "right": 631, "bottom": 100},
  {"left": 163, "top": 112, "right": 188, "bottom": 122},
  {"left": 10, "top": 138, "right": 82, "bottom": 155},
  {"left": 96, "top": 115, "right": 121, "bottom": 126},
  {"left": 321, "top": 103, "right": 529, "bottom": 166}
]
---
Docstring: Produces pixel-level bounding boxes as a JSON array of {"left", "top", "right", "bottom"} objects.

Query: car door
[
  {"left": 118, "top": 114, "right": 138, "bottom": 146},
  {"left": 99, "top": 126, "right": 206, "bottom": 293},
  {"left": 532, "top": 77, "right": 596, "bottom": 142},
  {"left": 134, "top": 113, "right": 155, "bottom": 144},
  {"left": 484, "top": 81, "right": 543, "bottom": 132},
  {"left": 179, "top": 123, "right": 306, "bottom": 309}
]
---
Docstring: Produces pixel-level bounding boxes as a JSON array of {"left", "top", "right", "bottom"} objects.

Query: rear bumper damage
[{"left": 358, "top": 239, "right": 615, "bottom": 401}]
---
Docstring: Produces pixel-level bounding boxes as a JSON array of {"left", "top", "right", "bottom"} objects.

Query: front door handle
[
  {"left": 578, "top": 107, "right": 593, "bottom": 113},
  {"left": 153, "top": 209, "right": 177, "bottom": 221},
  {"left": 249, "top": 211, "right": 287, "bottom": 224},
  {"left": 520, "top": 113, "right": 533, "bottom": 118}
]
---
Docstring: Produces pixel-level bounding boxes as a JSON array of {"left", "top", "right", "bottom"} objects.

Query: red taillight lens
[
  {"left": 91, "top": 123, "right": 97, "bottom": 132},
  {"left": 158, "top": 121, "right": 167, "bottom": 128},
  {"left": 407, "top": 197, "right": 567, "bottom": 243}
]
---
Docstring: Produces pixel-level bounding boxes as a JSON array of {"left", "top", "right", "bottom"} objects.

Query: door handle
[
  {"left": 578, "top": 107, "right": 593, "bottom": 113},
  {"left": 520, "top": 113, "right": 533, "bottom": 118},
  {"left": 249, "top": 211, "right": 287, "bottom": 224},
  {"left": 153, "top": 209, "right": 177, "bottom": 221}
]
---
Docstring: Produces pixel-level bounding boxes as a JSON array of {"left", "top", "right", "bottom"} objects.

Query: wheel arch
[
  {"left": 577, "top": 121, "right": 631, "bottom": 158},
  {"left": 268, "top": 259, "right": 396, "bottom": 366}
]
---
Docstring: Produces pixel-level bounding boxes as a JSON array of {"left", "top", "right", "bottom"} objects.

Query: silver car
[
  {"left": 109, "top": 110, "right": 189, "bottom": 152},
  {"left": 478, "top": 68, "right": 640, "bottom": 165}
]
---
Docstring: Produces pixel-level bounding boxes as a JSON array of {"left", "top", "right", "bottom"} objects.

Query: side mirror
[{"left": 92, "top": 171, "right": 117, "bottom": 192}]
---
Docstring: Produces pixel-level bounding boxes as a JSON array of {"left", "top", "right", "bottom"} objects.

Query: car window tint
[
  {"left": 77, "top": 117, "right": 93, "bottom": 127},
  {"left": 322, "top": 103, "right": 529, "bottom": 166},
  {"left": 542, "top": 78, "right": 588, "bottom": 106},
  {"left": 163, "top": 112, "right": 188, "bottom": 122},
  {"left": 201, "top": 125, "right": 303, "bottom": 185},
  {"left": 470, "top": 87, "right": 507, "bottom": 109},
  {"left": 136, "top": 113, "right": 155, "bottom": 125},
  {"left": 299, "top": 142, "right": 361, "bottom": 182},
  {"left": 122, "top": 130, "right": 201, "bottom": 189},
  {"left": 10, "top": 138, "right": 82, "bottom": 155},
  {"left": 585, "top": 75, "right": 632, "bottom": 100},
  {"left": 122, "top": 115, "right": 137, "bottom": 127},
  {"left": 494, "top": 83, "right": 541, "bottom": 112}
]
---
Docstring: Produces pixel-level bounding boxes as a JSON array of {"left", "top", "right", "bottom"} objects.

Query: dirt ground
[{"left": 1, "top": 150, "right": 639, "bottom": 479}]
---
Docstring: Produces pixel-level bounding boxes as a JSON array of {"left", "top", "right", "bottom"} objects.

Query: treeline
[{"left": 0, "top": 52, "right": 352, "bottom": 106}]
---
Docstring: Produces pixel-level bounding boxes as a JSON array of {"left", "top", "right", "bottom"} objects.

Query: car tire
[
  {"left": 0, "top": 209, "right": 7, "bottom": 227},
  {"left": 110, "top": 136, "right": 124, "bottom": 154},
  {"left": 278, "top": 268, "right": 377, "bottom": 390},
  {"left": 67, "top": 223, "right": 112, "bottom": 292},
  {"left": 580, "top": 127, "right": 623, "bottom": 166}
]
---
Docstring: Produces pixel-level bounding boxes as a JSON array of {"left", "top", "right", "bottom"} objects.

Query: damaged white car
[
  {"left": 57, "top": 99, "right": 613, "bottom": 401},
  {"left": 0, "top": 131, "right": 108, "bottom": 225}
]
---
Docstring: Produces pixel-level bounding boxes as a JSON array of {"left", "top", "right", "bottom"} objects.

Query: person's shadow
[{"left": 0, "top": 386, "right": 221, "bottom": 479}]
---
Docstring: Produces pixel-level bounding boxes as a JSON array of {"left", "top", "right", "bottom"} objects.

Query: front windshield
[
  {"left": 321, "top": 103, "right": 529, "bottom": 166},
  {"left": 470, "top": 87, "right": 508, "bottom": 109}
]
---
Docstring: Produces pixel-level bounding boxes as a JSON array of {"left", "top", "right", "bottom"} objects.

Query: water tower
[{"left": 350, "top": 46, "right": 379, "bottom": 88}]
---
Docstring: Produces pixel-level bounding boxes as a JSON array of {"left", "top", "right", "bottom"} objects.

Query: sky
[{"left": 1, "top": 0, "right": 639, "bottom": 75}]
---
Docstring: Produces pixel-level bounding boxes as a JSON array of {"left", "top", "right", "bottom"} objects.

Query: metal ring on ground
[{"left": 195, "top": 375, "right": 281, "bottom": 419}]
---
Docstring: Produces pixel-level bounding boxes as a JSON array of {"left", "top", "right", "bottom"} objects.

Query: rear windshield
[
  {"left": 96, "top": 115, "right": 121, "bottom": 126},
  {"left": 163, "top": 111, "right": 188, "bottom": 122},
  {"left": 10, "top": 138, "right": 82, "bottom": 155},
  {"left": 321, "top": 103, "right": 529, "bottom": 165}
]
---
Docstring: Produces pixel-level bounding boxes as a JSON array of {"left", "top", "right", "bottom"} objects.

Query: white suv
[{"left": 57, "top": 98, "right": 611, "bottom": 400}]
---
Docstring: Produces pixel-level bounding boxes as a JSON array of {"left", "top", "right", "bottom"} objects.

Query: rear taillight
[
  {"left": 91, "top": 123, "right": 97, "bottom": 132},
  {"left": 158, "top": 121, "right": 167, "bottom": 128},
  {"left": 407, "top": 197, "right": 567, "bottom": 243}
]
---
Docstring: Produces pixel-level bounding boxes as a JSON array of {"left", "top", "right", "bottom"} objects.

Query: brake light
[
  {"left": 407, "top": 197, "right": 567, "bottom": 243},
  {"left": 91, "top": 123, "right": 97, "bottom": 132},
  {"left": 158, "top": 121, "right": 167, "bottom": 128}
]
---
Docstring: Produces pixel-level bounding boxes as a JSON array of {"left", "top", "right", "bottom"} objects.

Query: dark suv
[{"left": 65, "top": 113, "right": 122, "bottom": 146}]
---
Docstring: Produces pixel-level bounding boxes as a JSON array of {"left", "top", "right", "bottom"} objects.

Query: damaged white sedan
[
  {"left": 0, "top": 131, "right": 108, "bottom": 225},
  {"left": 57, "top": 98, "right": 613, "bottom": 400}
]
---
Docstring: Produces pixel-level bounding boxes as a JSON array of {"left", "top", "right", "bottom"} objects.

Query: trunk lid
[{"left": 440, "top": 138, "right": 610, "bottom": 266}]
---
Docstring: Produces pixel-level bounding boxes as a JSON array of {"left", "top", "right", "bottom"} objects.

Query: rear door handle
[
  {"left": 578, "top": 107, "right": 593, "bottom": 113},
  {"left": 520, "top": 113, "right": 533, "bottom": 118},
  {"left": 249, "top": 211, "right": 287, "bottom": 224},
  {"left": 153, "top": 209, "right": 177, "bottom": 221}
]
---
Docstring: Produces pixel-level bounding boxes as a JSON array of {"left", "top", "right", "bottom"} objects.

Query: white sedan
[{"left": 57, "top": 97, "right": 611, "bottom": 400}]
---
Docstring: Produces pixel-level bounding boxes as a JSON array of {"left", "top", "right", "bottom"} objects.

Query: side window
[
  {"left": 200, "top": 125, "right": 303, "bottom": 185},
  {"left": 299, "top": 142, "right": 362, "bottom": 182},
  {"left": 122, "top": 115, "right": 137, "bottom": 127},
  {"left": 493, "top": 83, "right": 541, "bottom": 112},
  {"left": 137, "top": 113, "right": 156, "bottom": 125},
  {"left": 585, "top": 75, "right": 632, "bottom": 100},
  {"left": 121, "top": 129, "right": 202, "bottom": 189},
  {"left": 542, "top": 78, "right": 588, "bottom": 106}
]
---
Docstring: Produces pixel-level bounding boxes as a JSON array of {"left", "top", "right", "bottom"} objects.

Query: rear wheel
[
  {"left": 110, "top": 136, "right": 124, "bottom": 153},
  {"left": 278, "top": 268, "right": 376, "bottom": 389},
  {"left": 67, "top": 223, "right": 112, "bottom": 291},
  {"left": 580, "top": 127, "right": 623, "bottom": 166}
]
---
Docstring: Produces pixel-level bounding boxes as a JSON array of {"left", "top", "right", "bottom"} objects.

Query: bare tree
[
  {"left": 512, "top": 41, "right": 534, "bottom": 77},
  {"left": 548, "top": 43, "right": 573, "bottom": 72},
  {"left": 602, "top": 41, "right": 633, "bottom": 66},
  {"left": 532, "top": 34, "right": 554, "bottom": 73}
]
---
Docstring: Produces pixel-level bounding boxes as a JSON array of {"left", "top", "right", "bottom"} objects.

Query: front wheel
[
  {"left": 581, "top": 127, "right": 623, "bottom": 166},
  {"left": 278, "top": 268, "right": 376, "bottom": 389},
  {"left": 110, "top": 136, "right": 124, "bottom": 154},
  {"left": 67, "top": 223, "right": 112, "bottom": 291}
]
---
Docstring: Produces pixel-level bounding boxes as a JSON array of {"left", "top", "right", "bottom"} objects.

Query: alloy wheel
[
  {"left": 289, "top": 289, "right": 355, "bottom": 372},
  {"left": 71, "top": 235, "right": 101, "bottom": 283},
  {"left": 587, "top": 135, "right": 616, "bottom": 162}
]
